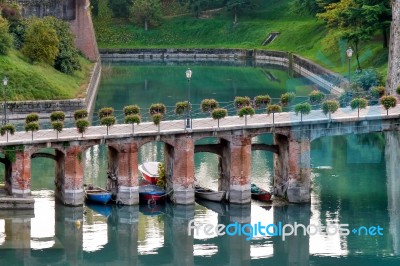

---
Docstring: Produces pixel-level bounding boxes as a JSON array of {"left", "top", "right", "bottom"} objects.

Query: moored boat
[
  {"left": 138, "top": 162, "right": 160, "bottom": 184},
  {"left": 195, "top": 185, "right": 226, "bottom": 202},
  {"left": 139, "top": 184, "right": 166, "bottom": 205},
  {"left": 251, "top": 184, "right": 272, "bottom": 202},
  {"left": 84, "top": 185, "right": 112, "bottom": 205}
]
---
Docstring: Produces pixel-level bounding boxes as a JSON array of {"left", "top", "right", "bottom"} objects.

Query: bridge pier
[
  {"left": 56, "top": 145, "right": 84, "bottom": 206},
  {"left": 166, "top": 136, "right": 195, "bottom": 205},
  {"left": 10, "top": 148, "right": 32, "bottom": 197},
  {"left": 274, "top": 134, "right": 311, "bottom": 203},
  {"left": 219, "top": 136, "right": 252, "bottom": 204},
  {"left": 107, "top": 142, "right": 139, "bottom": 205}
]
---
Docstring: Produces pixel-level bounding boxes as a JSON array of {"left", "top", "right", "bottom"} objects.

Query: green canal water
[{"left": 1, "top": 61, "right": 400, "bottom": 265}]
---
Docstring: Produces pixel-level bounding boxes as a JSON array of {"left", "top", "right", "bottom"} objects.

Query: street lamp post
[
  {"left": 346, "top": 47, "right": 353, "bottom": 84},
  {"left": 185, "top": 68, "right": 192, "bottom": 129},
  {"left": 3, "top": 77, "right": 8, "bottom": 125}
]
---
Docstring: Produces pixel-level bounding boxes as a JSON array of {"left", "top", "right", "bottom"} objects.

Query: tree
[
  {"left": 266, "top": 104, "right": 282, "bottom": 126},
  {"left": 0, "top": 123, "right": 15, "bottom": 142},
  {"left": 50, "top": 111, "right": 65, "bottom": 139},
  {"left": 309, "top": 90, "right": 325, "bottom": 104},
  {"left": 76, "top": 119, "right": 90, "bottom": 137},
  {"left": 350, "top": 97, "right": 368, "bottom": 118},
  {"left": 280, "top": 92, "right": 295, "bottom": 106},
  {"left": 189, "top": 0, "right": 210, "bottom": 18},
  {"left": 131, "top": 0, "right": 162, "bottom": 31},
  {"left": 238, "top": 106, "right": 255, "bottom": 126},
  {"left": 21, "top": 18, "right": 59, "bottom": 65},
  {"left": 254, "top": 95, "right": 271, "bottom": 108},
  {"left": 99, "top": 107, "right": 116, "bottom": 135},
  {"left": 109, "top": 0, "right": 132, "bottom": 18},
  {"left": 234, "top": 96, "right": 251, "bottom": 109},
  {"left": 25, "top": 113, "right": 40, "bottom": 141},
  {"left": 175, "top": 101, "right": 190, "bottom": 115},
  {"left": 322, "top": 100, "right": 339, "bottom": 120},
  {"left": 43, "top": 17, "right": 81, "bottom": 74},
  {"left": 201, "top": 99, "right": 218, "bottom": 113},
  {"left": 211, "top": 108, "right": 228, "bottom": 128},
  {"left": 294, "top": 103, "right": 312, "bottom": 122},
  {"left": 226, "top": 0, "right": 254, "bottom": 24},
  {"left": 0, "top": 16, "right": 12, "bottom": 55},
  {"left": 380, "top": 95, "right": 397, "bottom": 115}
]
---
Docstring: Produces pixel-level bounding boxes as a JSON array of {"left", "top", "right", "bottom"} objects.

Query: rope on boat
[{"left": 147, "top": 189, "right": 174, "bottom": 206}]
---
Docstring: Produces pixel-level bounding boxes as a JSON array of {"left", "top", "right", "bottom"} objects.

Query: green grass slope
[
  {"left": 93, "top": 0, "right": 388, "bottom": 78},
  {"left": 0, "top": 51, "right": 93, "bottom": 100}
]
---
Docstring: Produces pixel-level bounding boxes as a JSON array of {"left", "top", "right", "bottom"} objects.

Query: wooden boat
[
  {"left": 251, "top": 184, "right": 272, "bottom": 202},
  {"left": 138, "top": 162, "right": 160, "bottom": 184},
  {"left": 84, "top": 185, "right": 112, "bottom": 205},
  {"left": 139, "top": 184, "right": 166, "bottom": 205},
  {"left": 195, "top": 185, "right": 226, "bottom": 202}
]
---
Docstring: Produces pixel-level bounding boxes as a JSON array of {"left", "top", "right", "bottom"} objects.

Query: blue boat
[
  {"left": 139, "top": 185, "right": 166, "bottom": 205},
  {"left": 84, "top": 186, "right": 112, "bottom": 205}
]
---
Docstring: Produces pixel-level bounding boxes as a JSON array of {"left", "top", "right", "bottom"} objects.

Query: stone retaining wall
[{"left": 100, "top": 48, "right": 345, "bottom": 95}]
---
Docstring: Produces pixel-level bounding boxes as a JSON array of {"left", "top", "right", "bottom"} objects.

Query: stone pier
[
  {"left": 10, "top": 148, "right": 32, "bottom": 197},
  {"left": 274, "top": 133, "right": 311, "bottom": 203},
  {"left": 108, "top": 142, "right": 139, "bottom": 205}
]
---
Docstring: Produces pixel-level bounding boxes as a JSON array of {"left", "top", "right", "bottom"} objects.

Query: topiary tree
[
  {"left": 234, "top": 96, "right": 251, "bottom": 109},
  {"left": 21, "top": 18, "right": 59, "bottom": 65},
  {"left": 380, "top": 95, "right": 397, "bottom": 116},
  {"left": 201, "top": 99, "right": 219, "bottom": 113},
  {"left": 149, "top": 103, "right": 166, "bottom": 116},
  {"left": 25, "top": 113, "right": 39, "bottom": 123},
  {"left": 294, "top": 103, "right": 311, "bottom": 122},
  {"left": 152, "top": 113, "right": 163, "bottom": 132},
  {"left": 350, "top": 98, "right": 368, "bottom": 118},
  {"left": 322, "top": 100, "right": 339, "bottom": 121},
  {"left": 99, "top": 107, "right": 116, "bottom": 135},
  {"left": 25, "top": 122, "right": 39, "bottom": 141},
  {"left": 266, "top": 104, "right": 282, "bottom": 126},
  {"left": 0, "top": 16, "right": 12, "bottom": 55},
  {"left": 125, "top": 114, "right": 141, "bottom": 134},
  {"left": 123, "top": 105, "right": 140, "bottom": 116},
  {"left": 50, "top": 111, "right": 65, "bottom": 139},
  {"left": 280, "top": 92, "right": 295, "bottom": 106},
  {"left": 74, "top": 109, "right": 88, "bottom": 120},
  {"left": 254, "top": 95, "right": 271, "bottom": 109},
  {"left": 308, "top": 90, "right": 325, "bottom": 104},
  {"left": 238, "top": 106, "right": 255, "bottom": 126},
  {"left": 76, "top": 119, "right": 90, "bottom": 137},
  {"left": 0, "top": 123, "right": 15, "bottom": 142},
  {"left": 211, "top": 108, "right": 228, "bottom": 129},
  {"left": 175, "top": 101, "right": 190, "bottom": 115},
  {"left": 51, "top": 121, "right": 63, "bottom": 139}
]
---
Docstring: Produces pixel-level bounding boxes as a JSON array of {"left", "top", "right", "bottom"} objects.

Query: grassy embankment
[
  {"left": 0, "top": 50, "right": 93, "bottom": 101},
  {"left": 93, "top": 0, "right": 388, "bottom": 78}
]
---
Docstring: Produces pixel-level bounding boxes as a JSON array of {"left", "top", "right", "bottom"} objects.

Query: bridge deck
[{"left": 0, "top": 105, "right": 399, "bottom": 146}]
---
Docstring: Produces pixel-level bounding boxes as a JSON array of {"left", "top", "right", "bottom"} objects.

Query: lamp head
[
  {"left": 3, "top": 77, "right": 7, "bottom": 86},
  {"left": 186, "top": 68, "right": 192, "bottom": 80},
  {"left": 346, "top": 47, "right": 353, "bottom": 58}
]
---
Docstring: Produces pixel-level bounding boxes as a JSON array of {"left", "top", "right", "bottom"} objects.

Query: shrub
[
  {"left": 396, "top": 86, "right": 400, "bottom": 95},
  {"left": 322, "top": 100, "right": 339, "bottom": 115},
  {"left": 131, "top": 0, "right": 162, "bottom": 30},
  {"left": 50, "top": 111, "right": 65, "bottom": 122},
  {"left": 0, "top": 17, "right": 12, "bottom": 55},
  {"left": 201, "top": 99, "right": 218, "bottom": 112},
  {"left": 280, "top": 92, "right": 295, "bottom": 106},
  {"left": 51, "top": 121, "right": 64, "bottom": 133},
  {"left": 238, "top": 106, "right": 255, "bottom": 117},
  {"left": 74, "top": 109, "right": 88, "bottom": 120},
  {"left": 266, "top": 104, "right": 282, "bottom": 114},
  {"left": 254, "top": 95, "right": 271, "bottom": 108},
  {"left": 234, "top": 96, "right": 251, "bottom": 109},
  {"left": 175, "top": 101, "right": 190, "bottom": 115},
  {"left": 25, "top": 113, "right": 39, "bottom": 123},
  {"left": 108, "top": 0, "right": 132, "bottom": 18},
  {"left": 294, "top": 103, "right": 312, "bottom": 116},
  {"left": 380, "top": 95, "right": 397, "bottom": 115},
  {"left": 211, "top": 108, "right": 228, "bottom": 120},
  {"left": 25, "top": 121, "right": 39, "bottom": 132},
  {"left": 21, "top": 18, "right": 59, "bottom": 65},
  {"left": 99, "top": 107, "right": 114, "bottom": 118},
  {"left": 152, "top": 113, "right": 163, "bottom": 125},
  {"left": 149, "top": 103, "right": 166, "bottom": 115},
  {"left": 125, "top": 114, "right": 141, "bottom": 124},
  {"left": 0, "top": 124, "right": 15, "bottom": 136},
  {"left": 370, "top": 86, "right": 386, "bottom": 98},
  {"left": 123, "top": 105, "right": 140, "bottom": 116},
  {"left": 352, "top": 68, "right": 382, "bottom": 90},
  {"left": 100, "top": 116, "right": 116, "bottom": 127},
  {"left": 308, "top": 90, "right": 325, "bottom": 104},
  {"left": 75, "top": 119, "right": 90, "bottom": 134}
]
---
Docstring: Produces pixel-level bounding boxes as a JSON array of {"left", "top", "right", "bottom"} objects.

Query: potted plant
[
  {"left": 123, "top": 105, "right": 140, "bottom": 116},
  {"left": 280, "top": 92, "right": 295, "bottom": 106},
  {"left": 254, "top": 95, "right": 271, "bottom": 108},
  {"left": 234, "top": 96, "right": 251, "bottom": 109},
  {"left": 201, "top": 99, "right": 218, "bottom": 113},
  {"left": 308, "top": 90, "right": 325, "bottom": 105},
  {"left": 175, "top": 101, "right": 190, "bottom": 115},
  {"left": 74, "top": 109, "right": 88, "bottom": 120}
]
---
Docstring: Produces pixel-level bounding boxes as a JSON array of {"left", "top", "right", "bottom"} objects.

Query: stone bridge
[{"left": 0, "top": 104, "right": 399, "bottom": 206}]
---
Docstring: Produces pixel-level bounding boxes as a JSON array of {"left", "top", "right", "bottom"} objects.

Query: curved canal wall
[{"left": 100, "top": 48, "right": 345, "bottom": 95}]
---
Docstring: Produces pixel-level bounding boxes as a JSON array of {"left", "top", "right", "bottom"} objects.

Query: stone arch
[{"left": 0, "top": 154, "right": 12, "bottom": 195}]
